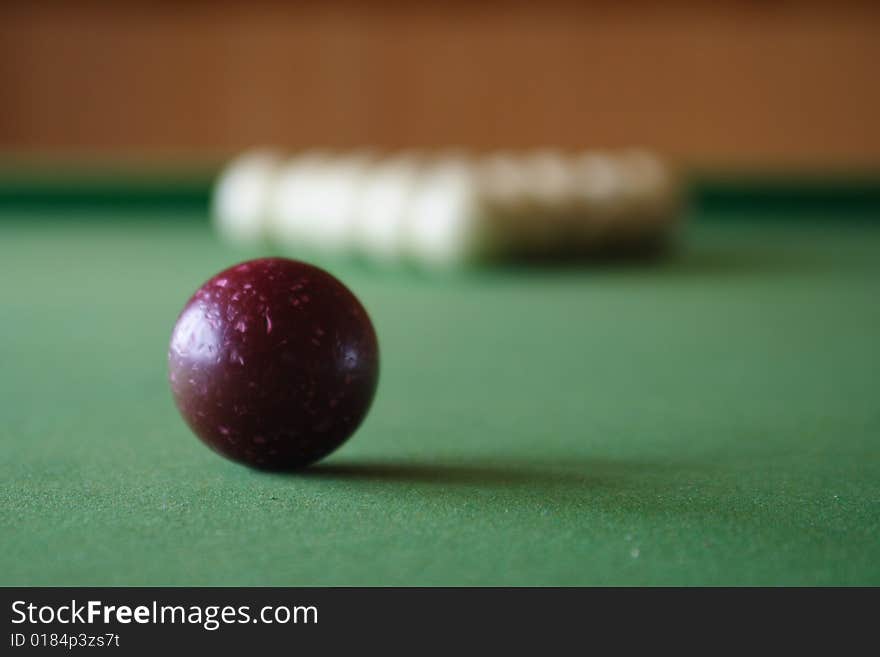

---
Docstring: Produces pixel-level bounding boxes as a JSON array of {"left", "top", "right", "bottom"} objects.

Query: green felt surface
[{"left": 1, "top": 213, "right": 879, "bottom": 586}]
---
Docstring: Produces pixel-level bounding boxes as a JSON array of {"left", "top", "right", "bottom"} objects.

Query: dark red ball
[{"left": 168, "top": 258, "right": 379, "bottom": 470}]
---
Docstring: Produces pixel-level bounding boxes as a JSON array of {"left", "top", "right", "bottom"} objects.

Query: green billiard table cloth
[{"left": 1, "top": 210, "right": 878, "bottom": 586}]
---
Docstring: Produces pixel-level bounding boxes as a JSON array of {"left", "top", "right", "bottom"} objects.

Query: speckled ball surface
[{"left": 168, "top": 258, "right": 379, "bottom": 470}]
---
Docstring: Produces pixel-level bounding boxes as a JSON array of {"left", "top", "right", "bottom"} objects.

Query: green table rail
[{"left": 1, "top": 164, "right": 879, "bottom": 217}]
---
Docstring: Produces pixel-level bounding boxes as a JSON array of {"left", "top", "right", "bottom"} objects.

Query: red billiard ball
[{"left": 168, "top": 258, "right": 379, "bottom": 470}]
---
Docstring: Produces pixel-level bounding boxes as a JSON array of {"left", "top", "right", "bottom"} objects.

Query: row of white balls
[{"left": 213, "top": 149, "right": 681, "bottom": 268}]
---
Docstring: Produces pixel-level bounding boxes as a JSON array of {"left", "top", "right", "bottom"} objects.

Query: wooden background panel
[{"left": 1, "top": 1, "right": 879, "bottom": 168}]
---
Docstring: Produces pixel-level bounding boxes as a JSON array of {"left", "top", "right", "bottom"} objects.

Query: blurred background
[{"left": 1, "top": 0, "right": 878, "bottom": 171}]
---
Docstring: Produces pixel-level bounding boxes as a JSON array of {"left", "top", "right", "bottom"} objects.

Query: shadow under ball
[{"left": 168, "top": 258, "right": 379, "bottom": 470}]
